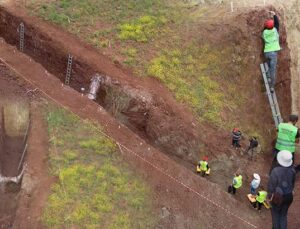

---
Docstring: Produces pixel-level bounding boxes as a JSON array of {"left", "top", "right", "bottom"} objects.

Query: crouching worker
[
  {"left": 248, "top": 188, "right": 270, "bottom": 212},
  {"left": 228, "top": 173, "right": 242, "bottom": 195},
  {"left": 196, "top": 156, "right": 210, "bottom": 177}
]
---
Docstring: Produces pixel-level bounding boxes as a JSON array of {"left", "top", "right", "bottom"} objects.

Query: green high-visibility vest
[
  {"left": 275, "top": 123, "right": 298, "bottom": 153},
  {"left": 263, "top": 28, "right": 281, "bottom": 53},
  {"left": 256, "top": 191, "right": 267, "bottom": 203},
  {"left": 199, "top": 161, "right": 208, "bottom": 171},
  {"left": 233, "top": 175, "right": 242, "bottom": 189}
]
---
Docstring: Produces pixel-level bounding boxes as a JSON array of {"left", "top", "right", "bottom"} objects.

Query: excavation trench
[
  {"left": 0, "top": 6, "right": 204, "bottom": 168},
  {"left": 0, "top": 6, "right": 293, "bottom": 184},
  {"left": 0, "top": 4, "right": 297, "bottom": 226},
  {"left": 0, "top": 96, "right": 29, "bottom": 227}
]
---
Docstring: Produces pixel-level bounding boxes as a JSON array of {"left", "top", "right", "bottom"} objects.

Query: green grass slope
[
  {"left": 27, "top": 0, "right": 245, "bottom": 126},
  {"left": 43, "top": 106, "right": 156, "bottom": 228}
]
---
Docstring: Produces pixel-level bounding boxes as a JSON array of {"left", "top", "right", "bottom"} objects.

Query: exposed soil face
[
  {"left": 1, "top": 136, "right": 23, "bottom": 176},
  {"left": 0, "top": 5, "right": 292, "bottom": 168},
  {"left": 236, "top": 7, "right": 291, "bottom": 120},
  {"left": 0, "top": 40, "right": 269, "bottom": 228},
  {"left": 0, "top": 72, "right": 28, "bottom": 177},
  {"left": 13, "top": 102, "right": 55, "bottom": 229},
  {"left": 282, "top": 0, "right": 300, "bottom": 113},
  {"left": 0, "top": 65, "right": 28, "bottom": 228},
  {"left": 0, "top": 6, "right": 206, "bottom": 165},
  {"left": 0, "top": 62, "right": 54, "bottom": 229},
  {"left": 0, "top": 2, "right": 297, "bottom": 228},
  {"left": 276, "top": 0, "right": 300, "bottom": 227}
]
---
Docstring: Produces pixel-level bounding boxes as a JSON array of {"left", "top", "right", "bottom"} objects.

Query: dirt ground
[
  {"left": 0, "top": 39, "right": 269, "bottom": 228},
  {"left": 0, "top": 2, "right": 290, "bottom": 166},
  {"left": 0, "top": 3, "right": 292, "bottom": 186},
  {"left": 0, "top": 0, "right": 299, "bottom": 228},
  {"left": 0, "top": 64, "right": 28, "bottom": 228},
  {"left": 0, "top": 61, "right": 54, "bottom": 228},
  {"left": 12, "top": 101, "right": 56, "bottom": 229}
]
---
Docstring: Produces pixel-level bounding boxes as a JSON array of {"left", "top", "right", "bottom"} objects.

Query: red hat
[
  {"left": 203, "top": 156, "right": 208, "bottom": 161},
  {"left": 265, "top": 20, "right": 274, "bottom": 29},
  {"left": 233, "top": 127, "right": 239, "bottom": 132}
]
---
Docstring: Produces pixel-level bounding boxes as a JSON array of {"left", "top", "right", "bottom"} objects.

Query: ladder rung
[{"left": 260, "top": 62, "right": 282, "bottom": 126}]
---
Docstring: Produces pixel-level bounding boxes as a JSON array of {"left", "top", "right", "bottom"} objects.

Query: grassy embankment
[
  {"left": 27, "top": 0, "right": 245, "bottom": 126},
  {"left": 43, "top": 106, "right": 156, "bottom": 228},
  {"left": 26, "top": 0, "right": 268, "bottom": 147}
]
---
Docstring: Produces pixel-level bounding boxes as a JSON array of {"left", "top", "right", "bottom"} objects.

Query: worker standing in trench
[
  {"left": 271, "top": 114, "right": 300, "bottom": 172},
  {"left": 227, "top": 173, "right": 243, "bottom": 195},
  {"left": 262, "top": 11, "right": 281, "bottom": 93},
  {"left": 268, "top": 150, "right": 296, "bottom": 229}
]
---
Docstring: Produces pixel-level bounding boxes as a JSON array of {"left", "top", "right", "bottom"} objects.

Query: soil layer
[
  {"left": 0, "top": 2, "right": 298, "bottom": 228},
  {"left": 0, "top": 65, "right": 27, "bottom": 228},
  {"left": 0, "top": 39, "right": 268, "bottom": 228},
  {"left": 0, "top": 5, "right": 292, "bottom": 170}
]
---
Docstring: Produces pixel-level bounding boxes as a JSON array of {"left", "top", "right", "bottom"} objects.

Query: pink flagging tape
[{"left": 0, "top": 57, "right": 258, "bottom": 228}]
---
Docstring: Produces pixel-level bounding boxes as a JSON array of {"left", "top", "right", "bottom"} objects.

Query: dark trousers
[
  {"left": 265, "top": 51, "right": 278, "bottom": 88},
  {"left": 271, "top": 193, "right": 293, "bottom": 229},
  {"left": 228, "top": 185, "right": 237, "bottom": 194},
  {"left": 232, "top": 139, "right": 240, "bottom": 148},
  {"left": 252, "top": 201, "right": 263, "bottom": 210},
  {"left": 232, "top": 186, "right": 236, "bottom": 194}
]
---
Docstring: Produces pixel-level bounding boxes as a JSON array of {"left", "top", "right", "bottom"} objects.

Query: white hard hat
[
  {"left": 253, "top": 173, "right": 260, "bottom": 180},
  {"left": 277, "top": 150, "right": 293, "bottom": 167}
]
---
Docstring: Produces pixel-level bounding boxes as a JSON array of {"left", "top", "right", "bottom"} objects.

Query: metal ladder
[
  {"left": 65, "top": 54, "right": 73, "bottom": 85},
  {"left": 260, "top": 63, "right": 282, "bottom": 127},
  {"left": 19, "top": 23, "right": 25, "bottom": 52}
]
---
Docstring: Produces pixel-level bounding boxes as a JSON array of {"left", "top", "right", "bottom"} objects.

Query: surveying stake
[
  {"left": 19, "top": 22, "right": 25, "bottom": 52},
  {"left": 65, "top": 54, "right": 73, "bottom": 85}
]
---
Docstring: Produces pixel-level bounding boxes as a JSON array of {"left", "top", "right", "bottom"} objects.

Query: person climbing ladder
[{"left": 262, "top": 10, "right": 281, "bottom": 93}]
